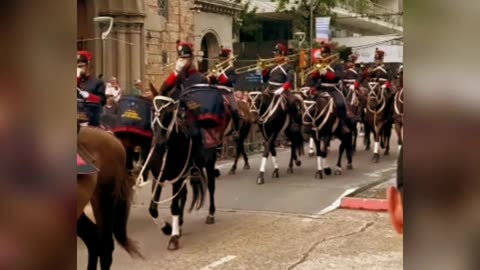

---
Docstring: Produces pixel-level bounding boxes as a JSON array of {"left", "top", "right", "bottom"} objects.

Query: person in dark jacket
[{"left": 77, "top": 50, "right": 106, "bottom": 127}]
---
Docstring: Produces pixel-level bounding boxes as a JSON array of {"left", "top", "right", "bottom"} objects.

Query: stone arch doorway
[{"left": 199, "top": 32, "right": 220, "bottom": 72}]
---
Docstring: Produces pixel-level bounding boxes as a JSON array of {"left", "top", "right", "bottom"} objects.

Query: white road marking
[
  {"left": 198, "top": 255, "right": 237, "bottom": 270},
  {"left": 302, "top": 187, "right": 359, "bottom": 222}
]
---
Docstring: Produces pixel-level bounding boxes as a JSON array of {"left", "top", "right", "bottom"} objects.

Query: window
[{"left": 158, "top": 0, "right": 168, "bottom": 19}]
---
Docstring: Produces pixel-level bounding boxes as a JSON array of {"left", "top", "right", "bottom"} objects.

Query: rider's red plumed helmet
[
  {"left": 77, "top": 51, "right": 92, "bottom": 64},
  {"left": 375, "top": 49, "right": 385, "bottom": 60},
  {"left": 320, "top": 43, "right": 332, "bottom": 56},
  {"left": 177, "top": 41, "right": 194, "bottom": 58},
  {"left": 274, "top": 43, "right": 288, "bottom": 56},
  {"left": 219, "top": 46, "right": 232, "bottom": 59}
]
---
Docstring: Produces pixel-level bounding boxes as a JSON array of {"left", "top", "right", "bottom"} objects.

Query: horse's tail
[
  {"left": 112, "top": 170, "right": 144, "bottom": 259},
  {"left": 188, "top": 171, "right": 207, "bottom": 212}
]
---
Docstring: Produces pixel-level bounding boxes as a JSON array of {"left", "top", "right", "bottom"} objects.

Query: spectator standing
[
  {"left": 124, "top": 79, "right": 143, "bottom": 96},
  {"left": 105, "top": 76, "right": 122, "bottom": 102}
]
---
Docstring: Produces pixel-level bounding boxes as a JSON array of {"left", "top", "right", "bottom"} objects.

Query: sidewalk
[{"left": 341, "top": 178, "right": 395, "bottom": 211}]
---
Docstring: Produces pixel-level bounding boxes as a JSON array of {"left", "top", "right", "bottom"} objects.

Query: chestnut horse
[{"left": 77, "top": 127, "right": 142, "bottom": 270}]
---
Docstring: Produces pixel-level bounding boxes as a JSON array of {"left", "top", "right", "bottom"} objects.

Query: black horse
[
  {"left": 365, "top": 81, "right": 394, "bottom": 162},
  {"left": 303, "top": 91, "right": 354, "bottom": 178},
  {"left": 146, "top": 95, "right": 210, "bottom": 250},
  {"left": 249, "top": 91, "right": 304, "bottom": 185}
]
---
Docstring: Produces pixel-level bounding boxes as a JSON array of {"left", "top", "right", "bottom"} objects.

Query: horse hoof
[
  {"left": 214, "top": 169, "right": 221, "bottom": 177},
  {"left": 244, "top": 163, "right": 250, "bottom": 170},
  {"left": 347, "top": 164, "right": 353, "bottom": 170},
  {"left": 324, "top": 167, "right": 332, "bottom": 176},
  {"left": 206, "top": 215, "right": 215, "bottom": 225},
  {"left": 384, "top": 151, "right": 390, "bottom": 156},
  {"left": 272, "top": 168, "right": 280, "bottom": 178},
  {"left": 161, "top": 222, "right": 172, "bottom": 236},
  {"left": 229, "top": 169, "right": 236, "bottom": 175},
  {"left": 372, "top": 154, "right": 380, "bottom": 163},
  {"left": 295, "top": 160, "right": 302, "bottom": 167},
  {"left": 315, "top": 170, "right": 323, "bottom": 179},
  {"left": 308, "top": 152, "right": 315, "bottom": 157},
  {"left": 149, "top": 206, "right": 159, "bottom": 219},
  {"left": 167, "top": 236, "right": 180, "bottom": 251},
  {"left": 256, "top": 176, "right": 265, "bottom": 185},
  {"left": 335, "top": 168, "right": 342, "bottom": 175},
  {"left": 366, "top": 146, "right": 370, "bottom": 151},
  {"left": 287, "top": 167, "right": 293, "bottom": 174}
]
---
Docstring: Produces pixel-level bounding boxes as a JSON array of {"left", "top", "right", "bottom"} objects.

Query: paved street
[{"left": 77, "top": 136, "right": 403, "bottom": 269}]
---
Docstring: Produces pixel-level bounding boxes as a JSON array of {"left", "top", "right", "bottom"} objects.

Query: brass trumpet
[
  {"left": 204, "top": 55, "right": 237, "bottom": 77},
  {"left": 235, "top": 55, "right": 298, "bottom": 74},
  {"left": 300, "top": 53, "right": 340, "bottom": 84}
]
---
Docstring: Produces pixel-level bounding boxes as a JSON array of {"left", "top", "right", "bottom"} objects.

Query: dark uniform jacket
[
  {"left": 78, "top": 75, "right": 106, "bottom": 106},
  {"left": 262, "top": 62, "right": 294, "bottom": 91}
]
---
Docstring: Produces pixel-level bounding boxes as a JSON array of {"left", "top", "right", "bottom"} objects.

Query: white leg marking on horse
[
  {"left": 374, "top": 142, "right": 379, "bottom": 154},
  {"left": 309, "top": 138, "right": 315, "bottom": 153},
  {"left": 198, "top": 255, "right": 237, "bottom": 270},
  {"left": 398, "top": 145, "right": 402, "bottom": 152},
  {"left": 172, "top": 215, "right": 180, "bottom": 236},
  {"left": 260, "top": 157, "right": 267, "bottom": 172},
  {"left": 317, "top": 157, "right": 322, "bottom": 171},
  {"left": 84, "top": 202, "right": 96, "bottom": 224},
  {"left": 271, "top": 156, "right": 279, "bottom": 169},
  {"left": 322, "top": 158, "right": 328, "bottom": 169}
]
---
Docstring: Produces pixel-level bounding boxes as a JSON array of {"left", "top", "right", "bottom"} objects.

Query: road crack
[{"left": 286, "top": 214, "right": 379, "bottom": 270}]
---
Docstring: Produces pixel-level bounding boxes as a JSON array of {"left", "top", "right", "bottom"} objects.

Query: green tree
[
  {"left": 271, "top": 0, "right": 338, "bottom": 46},
  {"left": 233, "top": 0, "right": 262, "bottom": 41}
]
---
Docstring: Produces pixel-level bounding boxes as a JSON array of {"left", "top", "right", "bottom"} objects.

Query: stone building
[{"left": 77, "top": 0, "right": 241, "bottom": 90}]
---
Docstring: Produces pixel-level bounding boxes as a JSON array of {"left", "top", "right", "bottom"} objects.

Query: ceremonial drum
[{"left": 112, "top": 95, "right": 153, "bottom": 138}]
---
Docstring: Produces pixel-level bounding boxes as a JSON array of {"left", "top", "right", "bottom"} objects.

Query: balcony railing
[{"left": 337, "top": 0, "right": 403, "bottom": 28}]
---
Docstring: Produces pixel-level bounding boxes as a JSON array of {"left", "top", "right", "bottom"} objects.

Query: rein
[
  {"left": 366, "top": 82, "right": 387, "bottom": 135},
  {"left": 394, "top": 88, "right": 404, "bottom": 116},
  {"left": 137, "top": 96, "right": 194, "bottom": 205},
  {"left": 303, "top": 95, "right": 334, "bottom": 140}
]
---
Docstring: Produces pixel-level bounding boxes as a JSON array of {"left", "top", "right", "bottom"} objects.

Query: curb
[{"left": 340, "top": 197, "right": 388, "bottom": 212}]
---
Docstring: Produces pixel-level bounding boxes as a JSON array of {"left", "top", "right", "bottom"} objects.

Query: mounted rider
[
  {"left": 342, "top": 53, "right": 363, "bottom": 96},
  {"left": 207, "top": 46, "right": 240, "bottom": 140},
  {"left": 159, "top": 41, "right": 209, "bottom": 98},
  {"left": 158, "top": 41, "right": 225, "bottom": 166},
  {"left": 309, "top": 43, "right": 352, "bottom": 134},
  {"left": 261, "top": 43, "right": 302, "bottom": 132},
  {"left": 367, "top": 49, "right": 394, "bottom": 95},
  {"left": 367, "top": 49, "right": 395, "bottom": 121},
  {"left": 77, "top": 50, "right": 106, "bottom": 127}
]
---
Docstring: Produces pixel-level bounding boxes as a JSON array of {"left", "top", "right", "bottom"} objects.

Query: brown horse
[
  {"left": 365, "top": 82, "right": 394, "bottom": 162},
  {"left": 77, "top": 126, "right": 142, "bottom": 270},
  {"left": 227, "top": 91, "right": 253, "bottom": 174},
  {"left": 394, "top": 87, "right": 403, "bottom": 151},
  {"left": 342, "top": 80, "right": 368, "bottom": 152}
]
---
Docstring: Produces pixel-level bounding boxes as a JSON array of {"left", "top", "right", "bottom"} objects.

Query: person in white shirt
[{"left": 105, "top": 77, "right": 122, "bottom": 102}]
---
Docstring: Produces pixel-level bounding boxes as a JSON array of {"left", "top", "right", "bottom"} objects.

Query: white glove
[
  {"left": 319, "top": 68, "right": 327, "bottom": 75},
  {"left": 274, "top": 87, "right": 284, "bottom": 95},
  {"left": 175, "top": 58, "right": 188, "bottom": 73},
  {"left": 79, "top": 90, "right": 90, "bottom": 99},
  {"left": 349, "top": 84, "right": 355, "bottom": 91},
  {"left": 77, "top": 68, "right": 82, "bottom": 77},
  {"left": 381, "top": 83, "right": 387, "bottom": 89}
]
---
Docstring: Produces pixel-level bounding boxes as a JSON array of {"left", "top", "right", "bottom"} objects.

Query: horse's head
[
  {"left": 367, "top": 82, "right": 385, "bottom": 109},
  {"left": 247, "top": 91, "right": 263, "bottom": 122},
  {"left": 152, "top": 96, "right": 182, "bottom": 145}
]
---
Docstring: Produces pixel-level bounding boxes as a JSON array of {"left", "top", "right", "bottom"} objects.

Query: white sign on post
[{"left": 315, "top": 17, "right": 331, "bottom": 42}]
